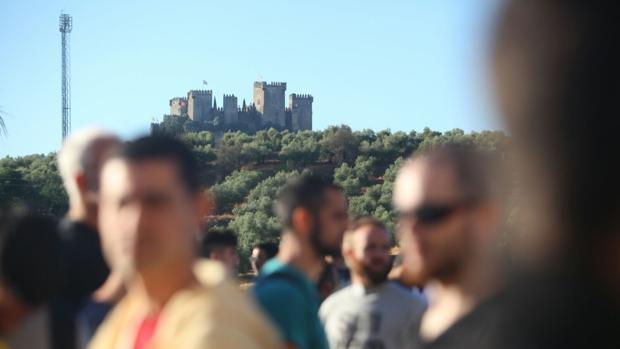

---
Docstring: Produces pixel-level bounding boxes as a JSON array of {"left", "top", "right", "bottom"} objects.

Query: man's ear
[
  {"left": 342, "top": 242, "right": 355, "bottom": 268},
  {"left": 75, "top": 173, "right": 88, "bottom": 194},
  {"left": 291, "top": 207, "right": 313, "bottom": 239}
]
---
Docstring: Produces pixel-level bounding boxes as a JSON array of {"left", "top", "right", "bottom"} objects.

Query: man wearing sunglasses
[{"left": 393, "top": 146, "right": 507, "bottom": 349}]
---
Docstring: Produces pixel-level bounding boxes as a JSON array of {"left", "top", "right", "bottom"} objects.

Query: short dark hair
[
  {"left": 0, "top": 208, "right": 61, "bottom": 306},
  {"left": 254, "top": 242, "right": 279, "bottom": 259},
  {"left": 200, "top": 230, "right": 237, "bottom": 258},
  {"left": 112, "top": 135, "right": 200, "bottom": 193},
  {"left": 274, "top": 174, "right": 342, "bottom": 229}
]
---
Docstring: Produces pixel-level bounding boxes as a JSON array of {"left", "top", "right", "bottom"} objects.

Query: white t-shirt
[{"left": 319, "top": 282, "right": 427, "bottom": 349}]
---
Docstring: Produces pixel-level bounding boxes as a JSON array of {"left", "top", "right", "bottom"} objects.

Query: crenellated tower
[
  {"left": 169, "top": 97, "right": 188, "bottom": 116},
  {"left": 223, "top": 94, "right": 239, "bottom": 125},
  {"left": 253, "top": 81, "right": 287, "bottom": 127},
  {"left": 289, "top": 94, "right": 313, "bottom": 131},
  {"left": 187, "top": 90, "right": 213, "bottom": 122}
]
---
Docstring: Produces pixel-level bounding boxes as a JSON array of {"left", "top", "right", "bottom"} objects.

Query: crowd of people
[{"left": 2, "top": 0, "right": 619, "bottom": 348}]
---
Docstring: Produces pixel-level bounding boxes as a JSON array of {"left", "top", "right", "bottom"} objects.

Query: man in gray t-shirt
[{"left": 319, "top": 217, "right": 426, "bottom": 349}]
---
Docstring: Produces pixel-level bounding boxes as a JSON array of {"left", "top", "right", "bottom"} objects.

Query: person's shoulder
[
  {"left": 321, "top": 285, "right": 353, "bottom": 309},
  {"left": 385, "top": 281, "right": 418, "bottom": 298},
  {"left": 254, "top": 274, "right": 307, "bottom": 306},
  {"left": 89, "top": 295, "right": 136, "bottom": 349},
  {"left": 58, "top": 218, "right": 98, "bottom": 240},
  {"left": 319, "top": 285, "right": 353, "bottom": 319},
  {"left": 385, "top": 283, "right": 427, "bottom": 311},
  {"left": 166, "top": 276, "right": 283, "bottom": 349}
]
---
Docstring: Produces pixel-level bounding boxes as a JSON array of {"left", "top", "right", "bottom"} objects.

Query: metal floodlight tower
[{"left": 59, "top": 13, "right": 72, "bottom": 142}]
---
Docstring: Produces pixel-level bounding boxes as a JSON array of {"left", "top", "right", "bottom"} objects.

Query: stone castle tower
[
  {"left": 187, "top": 90, "right": 213, "bottom": 122},
  {"left": 288, "top": 94, "right": 313, "bottom": 131},
  {"left": 169, "top": 97, "right": 188, "bottom": 116},
  {"left": 253, "top": 82, "right": 287, "bottom": 127},
  {"left": 223, "top": 94, "right": 238, "bottom": 125}
]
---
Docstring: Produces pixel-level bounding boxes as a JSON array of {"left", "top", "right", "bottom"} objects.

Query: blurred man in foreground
[
  {"left": 91, "top": 136, "right": 281, "bottom": 349},
  {"left": 253, "top": 174, "right": 349, "bottom": 349},
  {"left": 55, "top": 128, "right": 122, "bottom": 349},
  {"left": 394, "top": 146, "right": 507, "bottom": 348},
  {"left": 491, "top": 1, "right": 620, "bottom": 347},
  {"left": 0, "top": 209, "right": 61, "bottom": 348},
  {"left": 320, "top": 217, "right": 426, "bottom": 349},
  {"left": 201, "top": 230, "right": 239, "bottom": 275}
]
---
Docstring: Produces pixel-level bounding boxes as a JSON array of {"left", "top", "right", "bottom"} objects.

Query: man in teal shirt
[{"left": 253, "top": 175, "right": 349, "bottom": 349}]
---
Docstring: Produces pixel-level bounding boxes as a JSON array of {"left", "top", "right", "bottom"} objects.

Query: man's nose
[{"left": 123, "top": 203, "right": 146, "bottom": 235}]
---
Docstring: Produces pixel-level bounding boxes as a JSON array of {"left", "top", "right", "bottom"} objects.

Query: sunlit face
[
  {"left": 393, "top": 159, "right": 474, "bottom": 284},
  {"left": 346, "top": 225, "right": 392, "bottom": 286},
  {"left": 315, "top": 189, "right": 349, "bottom": 256},
  {"left": 98, "top": 158, "right": 200, "bottom": 279}
]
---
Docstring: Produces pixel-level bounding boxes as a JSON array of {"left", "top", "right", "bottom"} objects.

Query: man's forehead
[
  {"left": 394, "top": 159, "right": 459, "bottom": 208},
  {"left": 101, "top": 158, "right": 182, "bottom": 193},
  {"left": 323, "top": 188, "right": 346, "bottom": 207},
  {"left": 353, "top": 225, "right": 388, "bottom": 244},
  {"left": 100, "top": 159, "right": 130, "bottom": 188}
]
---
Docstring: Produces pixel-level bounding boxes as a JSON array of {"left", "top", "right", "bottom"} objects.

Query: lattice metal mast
[{"left": 59, "top": 13, "right": 72, "bottom": 142}]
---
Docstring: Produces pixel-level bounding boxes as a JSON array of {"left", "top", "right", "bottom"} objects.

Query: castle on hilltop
[{"left": 167, "top": 81, "right": 313, "bottom": 131}]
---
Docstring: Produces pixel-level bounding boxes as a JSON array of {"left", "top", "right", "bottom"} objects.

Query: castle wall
[
  {"left": 285, "top": 109, "right": 292, "bottom": 129},
  {"left": 169, "top": 83, "right": 311, "bottom": 131}
]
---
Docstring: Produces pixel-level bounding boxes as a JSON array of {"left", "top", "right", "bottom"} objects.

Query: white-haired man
[{"left": 52, "top": 129, "right": 121, "bottom": 349}]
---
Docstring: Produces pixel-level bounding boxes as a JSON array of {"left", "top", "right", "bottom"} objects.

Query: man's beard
[
  {"left": 361, "top": 261, "right": 391, "bottom": 286},
  {"left": 309, "top": 219, "right": 341, "bottom": 257}
]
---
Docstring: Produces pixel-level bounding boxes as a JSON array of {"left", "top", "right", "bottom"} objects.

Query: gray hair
[{"left": 58, "top": 128, "right": 120, "bottom": 203}]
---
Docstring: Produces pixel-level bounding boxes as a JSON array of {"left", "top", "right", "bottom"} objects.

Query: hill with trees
[{"left": 0, "top": 126, "right": 507, "bottom": 270}]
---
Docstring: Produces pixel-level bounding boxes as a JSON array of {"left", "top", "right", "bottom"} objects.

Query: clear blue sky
[{"left": 0, "top": 0, "right": 503, "bottom": 157}]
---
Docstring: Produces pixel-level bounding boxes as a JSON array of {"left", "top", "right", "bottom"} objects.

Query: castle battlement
[
  {"left": 290, "top": 93, "right": 314, "bottom": 101},
  {"left": 223, "top": 94, "right": 237, "bottom": 99},
  {"left": 188, "top": 89, "right": 213, "bottom": 95},
  {"left": 267, "top": 82, "right": 286, "bottom": 88},
  {"left": 169, "top": 97, "right": 187, "bottom": 106},
  {"left": 254, "top": 81, "right": 287, "bottom": 89}
]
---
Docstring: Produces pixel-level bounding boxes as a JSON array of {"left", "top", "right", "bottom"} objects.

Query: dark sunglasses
[{"left": 398, "top": 202, "right": 473, "bottom": 226}]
